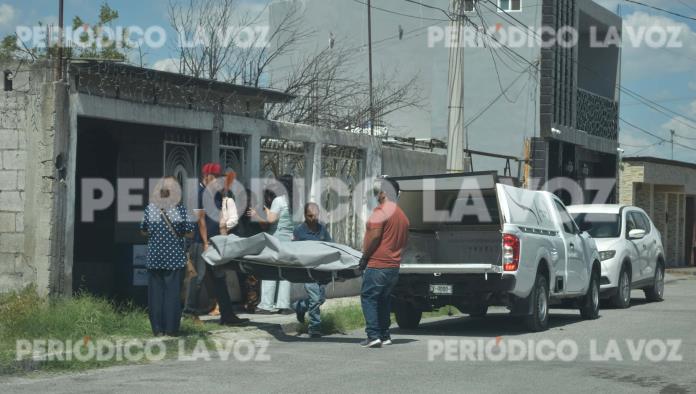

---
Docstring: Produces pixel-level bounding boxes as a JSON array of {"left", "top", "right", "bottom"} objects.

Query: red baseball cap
[{"left": 202, "top": 163, "right": 222, "bottom": 176}]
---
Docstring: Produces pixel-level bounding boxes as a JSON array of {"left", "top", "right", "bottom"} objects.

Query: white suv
[{"left": 567, "top": 204, "right": 665, "bottom": 308}]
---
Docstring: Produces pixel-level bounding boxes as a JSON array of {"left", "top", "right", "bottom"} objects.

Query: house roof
[
  {"left": 69, "top": 60, "right": 295, "bottom": 103},
  {"left": 623, "top": 156, "right": 696, "bottom": 171}
]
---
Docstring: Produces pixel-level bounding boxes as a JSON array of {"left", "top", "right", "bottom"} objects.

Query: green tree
[
  {"left": 71, "top": 2, "right": 130, "bottom": 60},
  {"left": 0, "top": 2, "right": 128, "bottom": 62}
]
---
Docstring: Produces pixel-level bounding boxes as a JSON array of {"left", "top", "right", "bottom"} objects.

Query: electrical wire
[
  {"left": 621, "top": 117, "right": 696, "bottom": 151},
  {"left": 623, "top": 0, "right": 696, "bottom": 22},
  {"left": 351, "top": 0, "right": 449, "bottom": 22}
]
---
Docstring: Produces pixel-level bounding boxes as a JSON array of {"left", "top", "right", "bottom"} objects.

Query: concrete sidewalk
[
  {"left": 666, "top": 266, "right": 696, "bottom": 276},
  {"left": 199, "top": 296, "right": 361, "bottom": 338}
]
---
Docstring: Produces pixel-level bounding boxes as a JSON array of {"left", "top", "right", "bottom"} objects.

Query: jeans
[
  {"left": 148, "top": 269, "right": 184, "bottom": 335},
  {"left": 294, "top": 283, "right": 326, "bottom": 334},
  {"left": 258, "top": 280, "right": 291, "bottom": 311},
  {"left": 184, "top": 242, "right": 208, "bottom": 314},
  {"left": 361, "top": 267, "right": 400, "bottom": 340}
]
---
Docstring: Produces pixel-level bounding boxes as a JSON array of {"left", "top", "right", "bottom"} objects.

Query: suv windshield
[{"left": 571, "top": 213, "right": 621, "bottom": 238}]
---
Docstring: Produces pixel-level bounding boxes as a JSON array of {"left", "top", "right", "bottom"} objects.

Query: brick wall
[{"left": 618, "top": 162, "right": 644, "bottom": 206}]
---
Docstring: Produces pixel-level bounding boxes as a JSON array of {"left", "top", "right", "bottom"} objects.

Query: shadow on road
[{"left": 392, "top": 311, "right": 588, "bottom": 338}]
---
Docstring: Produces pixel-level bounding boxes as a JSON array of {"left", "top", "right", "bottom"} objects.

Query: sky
[{"left": 1, "top": 0, "right": 695, "bottom": 164}]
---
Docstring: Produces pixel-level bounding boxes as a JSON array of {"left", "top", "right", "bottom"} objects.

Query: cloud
[
  {"left": 150, "top": 57, "right": 180, "bottom": 73},
  {"left": 619, "top": 12, "right": 696, "bottom": 81},
  {"left": 689, "top": 81, "right": 696, "bottom": 91},
  {"left": 658, "top": 99, "right": 696, "bottom": 147},
  {"left": 0, "top": 3, "right": 17, "bottom": 30}
]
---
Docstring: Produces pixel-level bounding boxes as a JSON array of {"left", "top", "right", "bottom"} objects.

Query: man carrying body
[
  {"left": 185, "top": 163, "right": 248, "bottom": 326},
  {"left": 359, "top": 178, "right": 409, "bottom": 348},
  {"left": 292, "top": 202, "right": 333, "bottom": 338}
]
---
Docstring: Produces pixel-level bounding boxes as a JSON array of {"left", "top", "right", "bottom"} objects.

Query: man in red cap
[{"left": 185, "top": 162, "right": 248, "bottom": 326}]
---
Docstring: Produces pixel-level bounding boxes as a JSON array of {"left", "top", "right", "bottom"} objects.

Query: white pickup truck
[{"left": 391, "top": 172, "right": 601, "bottom": 332}]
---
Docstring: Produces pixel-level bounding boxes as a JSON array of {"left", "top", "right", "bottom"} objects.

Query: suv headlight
[{"left": 599, "top": 250, "right": 616, "bottom": 261}]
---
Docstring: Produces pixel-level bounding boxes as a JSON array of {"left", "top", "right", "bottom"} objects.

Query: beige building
[{"left": 619, "top": 157, "right": 696, "bottom": 267}]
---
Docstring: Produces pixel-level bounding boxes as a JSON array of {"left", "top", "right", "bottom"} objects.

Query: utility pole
[
  {"left": 670, "top": 129, "right": 675, "bottom": 160},
  {"left": 55, "top": 0, "right": 64, "bottom": 81},
  {"left": 446, "top": 0, "right": 466, "bottom": 173},
  {"left": 367, "top": 0, "right": 375, "bottom": 136}
]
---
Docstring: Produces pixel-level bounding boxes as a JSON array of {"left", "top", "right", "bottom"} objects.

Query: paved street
[{"left": 2, "top": 274, "right": 695, "bottom": 394}]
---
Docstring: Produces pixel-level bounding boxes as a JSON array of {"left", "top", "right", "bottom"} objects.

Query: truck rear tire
[
  {"left": 524, "top": 274, "right": 549, "bottom": 332},
  {"left": 468, "top": 304, "right": 488, "bottom": 318},
  {"left": 580, "top": 270, "right": 600, "bottom": 320},
  {"left": 394, "top": 301, "right": 422, "bottom": 329}
]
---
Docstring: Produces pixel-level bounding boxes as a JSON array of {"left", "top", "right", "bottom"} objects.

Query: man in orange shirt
[{"left": 359, "top": 177, "right": 409, "bottom": 348}]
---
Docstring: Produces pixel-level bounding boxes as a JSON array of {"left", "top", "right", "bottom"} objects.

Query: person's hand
[
  {"left": 203, "top": 242, "right": 209, "bottom": 251},
  {"left": 358, "top": 257, "right": 369, "bottom": 271},
  {"left": 247, "top": 208, "right": 257, "bottom": 218}
]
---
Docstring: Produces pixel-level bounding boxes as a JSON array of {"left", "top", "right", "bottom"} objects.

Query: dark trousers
[
  {"left": 361, "top": 267, "right": 400, "bottom": 340},
  {"left": 184, "top": 242, "right": 208, "bottom": 314},
  {"left": 148, "top": 269, "right": 184, "bottom": 335},
  {"left": 212, "top": 266, "right": 237, "bottom": 322}
]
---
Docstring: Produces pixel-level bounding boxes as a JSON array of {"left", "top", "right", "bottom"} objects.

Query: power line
[
  {"left": 623, "top": 0, "right": 696, "bottom": 22},
  {"left": 351, "top": 0, "right": 450, "bottom": 22},
  {"left": 404, "top": 0, "right": 538, "bottom": 69},
  {"left": 677, "top": 0, "right": 696, "bottom": 14},
  {"left": 620, "top": 117, "right": 696, "bottom": 152},
  {"left": 626, "top": 141, "right": 663, "bottom": 155},
  {"left": 675, "top": 133, "right": 696, "bottom": 141},
  {"left": 623, "top": 96, "right": 696, "bottom": 106},
  {"left": 476, "top": 7, "right": 527, "bottom": 101},
  {"left": 465, "top": 61, "right": 537, "bottom": 128}
]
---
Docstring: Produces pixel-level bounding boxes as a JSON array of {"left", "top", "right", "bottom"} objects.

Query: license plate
[{"left": 430, "top": 284, "right": 453, "bottom": 295}]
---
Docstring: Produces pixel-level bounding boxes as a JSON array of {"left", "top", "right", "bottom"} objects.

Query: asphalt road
[{"left": 2, "top": 274, "right": 695, "bottom": 394}]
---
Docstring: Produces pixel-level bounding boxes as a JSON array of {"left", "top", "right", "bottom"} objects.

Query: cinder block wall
[{"left": 0, "top": 61, "right": 58, "bottom": 295}]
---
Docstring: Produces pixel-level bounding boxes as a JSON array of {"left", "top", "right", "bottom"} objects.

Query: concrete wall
[
  {"left": 0, "top": 61, "right": 65, "bottom": 295},
  {"left": 381, "top": 147, "right": 446, "bottom": 177}
]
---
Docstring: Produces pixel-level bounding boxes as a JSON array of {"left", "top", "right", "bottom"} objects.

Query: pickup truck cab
[{"left": 391, "top": 172, "right": 602, "bottom": 331}]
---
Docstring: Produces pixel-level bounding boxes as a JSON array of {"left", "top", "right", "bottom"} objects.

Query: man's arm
[
  {"left": 361, "top": 227, "right": 383, "bottom": 261},
  {"left": 197, "top": 209, "right": 209, "bottom": 250}
]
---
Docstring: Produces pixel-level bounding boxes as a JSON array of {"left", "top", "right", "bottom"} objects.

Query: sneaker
[
  {"left": 277, "top": 308, "right": 294, "bottom": 315},
  {"left": 309, "top": 332, "right": 322, "bottom": 339},
  {"left": 254, "top": 308, "right": 277, "bottom": 315},
  {"left": 360, "top": 338, "right": 382, "bottom": 348},
  {"left": 381, "top": 337, "right": 393, "bottom": 345}
]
